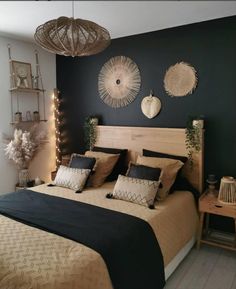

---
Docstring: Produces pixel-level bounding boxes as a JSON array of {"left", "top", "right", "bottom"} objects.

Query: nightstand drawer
[
  {"left": 51, "top": 171, "right": 57, "bottom": 181},
  {"left": 199, "top": 197, "right": 236, "bottom": 218}
]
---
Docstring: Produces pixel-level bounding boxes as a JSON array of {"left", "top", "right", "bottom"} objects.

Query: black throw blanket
[{"left": 0, "top": 190, "right": 165, "bottom": 289}]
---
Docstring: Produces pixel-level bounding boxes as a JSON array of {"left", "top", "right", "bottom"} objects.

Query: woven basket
[{"left": 218, "top": 176, "right": 236, "bottom": 205}]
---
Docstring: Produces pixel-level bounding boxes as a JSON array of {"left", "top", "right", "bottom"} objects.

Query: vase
[
  {"left": 14, "top": 112, "right": 22, "bottom": 123},
  {"left": 18, "top": 169, "right": 30, "bottom": 187},
  {"left": 33, "top": 111, "right": 40, "bottom": 121}
]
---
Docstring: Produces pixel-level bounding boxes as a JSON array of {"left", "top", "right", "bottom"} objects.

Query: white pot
[
  {"left": 35, "top": 177, "right": 42, "bottom": 186},
  {"left": 192, "top": 119, "right": 204, "bottom": 129}
]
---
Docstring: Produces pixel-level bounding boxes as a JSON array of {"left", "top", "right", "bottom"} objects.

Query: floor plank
[
  {"left": 164, "top": 245, "right": 236, "bottom": 289},
  {"left": 230, "top": 273, "right": 236, "bottom": 289},
  {"left": 203, "top": 249, "right": 236, "bottom": 289},
  {"left": 164, "top": 249, "right": 199, "bottom": 289}
]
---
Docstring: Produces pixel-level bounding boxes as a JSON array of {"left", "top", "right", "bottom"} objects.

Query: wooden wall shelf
[
  {"left": 10, "top": 120, "right": 47, "bottom": 125},
  {"left": 9, "top": 87, "right": 45, "bottom": 93},
  {"left": 8, "top": 47, "right": 46, "bottom": 125}
]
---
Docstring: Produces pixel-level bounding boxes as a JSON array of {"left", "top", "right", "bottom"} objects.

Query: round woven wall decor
[
  {"left": 98, "top": 56, "right": 141, "bottom": 108},
  {"left": 164, "top": 62, "right": 197, "bottom": 97}
]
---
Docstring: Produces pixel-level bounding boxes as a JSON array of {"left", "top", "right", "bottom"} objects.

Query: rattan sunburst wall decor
[
  {"left": 164, "top": 62, "right": 198, "bottom": 97},
  {"left": 98, "top": 56, "right": 141, "bottom": 108}
]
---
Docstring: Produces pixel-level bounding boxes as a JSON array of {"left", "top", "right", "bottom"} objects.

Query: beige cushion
[
  {"left": 85, "top": 151, "right": 120, "bottom": 187},
  {"left": 53, "top": 165, "right": 91, "bottom": 191},
  {"left": 136, "top": 155, "right": 184, "bottom": 200},
  {"left": 112, "top": 175, "right": 161, "bottom": 208}
]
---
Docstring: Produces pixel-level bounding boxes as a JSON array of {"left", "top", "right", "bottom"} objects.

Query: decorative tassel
[{"left": 75, "top": 190, "right": 82, "bottom": 194}]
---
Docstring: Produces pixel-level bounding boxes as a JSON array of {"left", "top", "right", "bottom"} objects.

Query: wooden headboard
[{"left": 95, "top": 125, "right": 204, "bottom": 193}]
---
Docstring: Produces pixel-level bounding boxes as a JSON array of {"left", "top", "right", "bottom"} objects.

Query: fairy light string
[{"left": 54, "top": 90, "right": 62, "bottom": 169}]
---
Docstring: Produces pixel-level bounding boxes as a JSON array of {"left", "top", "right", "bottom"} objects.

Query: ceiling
[{"left": 0, "top": 1, "right": 236, "bottom": 42}]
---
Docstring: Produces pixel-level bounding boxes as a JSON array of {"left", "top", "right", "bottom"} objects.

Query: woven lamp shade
[
  {"left": 34, "top": 17, "right": 110, "bottom": 57},
  {"left": 218, "top": 176, "right": 236, "bottom": 205}
]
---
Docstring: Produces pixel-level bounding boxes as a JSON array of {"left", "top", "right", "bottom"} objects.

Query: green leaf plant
[
  {"left": 185, "top": 116, "right": 203, "bottom": 168},
  {"left": 84, "top": 116, "right": 98, "bottom": 151}
]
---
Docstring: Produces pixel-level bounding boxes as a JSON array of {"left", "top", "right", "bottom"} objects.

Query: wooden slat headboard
[{"left": 95, "top": 125, "right": 204, "bottom": 193}]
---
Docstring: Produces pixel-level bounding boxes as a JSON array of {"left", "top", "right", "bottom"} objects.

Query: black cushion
[
  {"left": 126, "top": 163, "right": 162, "bottom": 181},
  {"left": 92, "top": 146, "right": 128, "bottom": 181},
  {"left": 170, "top": 176, "right": 200, "bottom": 202},
  {"left": 143, "top": 149, "right": 188, "bottom": 163},
  {"left": 69, "top": 154, "right": 96, "bottom": 170}
]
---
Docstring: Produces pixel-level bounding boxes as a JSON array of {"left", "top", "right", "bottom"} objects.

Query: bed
[{"left": 0, "top": 125, "right": 204, "bottom": 289}]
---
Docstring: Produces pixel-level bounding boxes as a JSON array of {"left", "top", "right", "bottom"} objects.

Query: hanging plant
[
  {"left": 185, "top": 116, "right": 203, "bottom": 167},
  {"left": 84, "top": 116, "right": 98, "bottom": 150}
]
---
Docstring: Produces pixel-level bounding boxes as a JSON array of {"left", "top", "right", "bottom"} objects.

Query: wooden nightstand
[
  {"left": 15, "top": 181, "right": 45, "bottom": 191},
  {"left": 197, "top": 192, "right": 236, "bottom": 251},
  {"left": 51, "top": 155, "right": 71, "bottom": 181},
  {"left": 51, "top": 171, "right": 57, "bottom": 181},
  {"left": 15, "top": 185, "right": 26, "bottom": 191}
]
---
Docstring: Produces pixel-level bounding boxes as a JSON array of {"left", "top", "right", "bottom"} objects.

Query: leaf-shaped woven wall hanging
[{"left": 141, "top": 91, "right": 161, "bottom": 119}]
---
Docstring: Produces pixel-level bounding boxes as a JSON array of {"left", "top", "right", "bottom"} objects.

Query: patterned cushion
[
  {"left": 136, "top": 155, "right": 184, "bottom": 201},
  {"left": 110, "top": 175, "right": 161, "bottom": 208},
  {"left": 85, "top": 151, "right": 120, "bottom": 187},
  {"left": 53, "top": 165, "right": 91, "bottom": 192}
]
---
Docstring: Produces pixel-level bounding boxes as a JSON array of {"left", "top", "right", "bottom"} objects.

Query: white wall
[{"left": 0, "top": 35, "right": 56, "bottom": 193}]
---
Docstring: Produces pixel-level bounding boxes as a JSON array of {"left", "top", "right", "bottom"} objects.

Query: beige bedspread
[{"left": 0, "top": 183, "right": 198, "bottom": 289}]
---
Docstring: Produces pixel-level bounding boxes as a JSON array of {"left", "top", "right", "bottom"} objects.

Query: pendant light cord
[{"left": 72, "top": 0, "right": 75, "bottom": 18}]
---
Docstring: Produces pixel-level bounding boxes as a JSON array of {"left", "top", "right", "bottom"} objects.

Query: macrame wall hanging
[
  {"left": 164, "top": 62, "right": 197, "bottom": 97},
  {"left": 98, "top": 56, "right": 141, "bottom": 108}
]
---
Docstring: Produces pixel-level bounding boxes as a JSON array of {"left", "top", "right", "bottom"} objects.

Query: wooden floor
[{"left": 165, "top": 245, "right": 236, "bottom": 289}]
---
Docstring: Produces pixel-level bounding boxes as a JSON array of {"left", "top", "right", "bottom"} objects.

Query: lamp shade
[
  {"left": 34, "top": 17, "right": 111, "bottom": 57},
  {"left": 218, "top": 176, "right": 236, "bottom": 205}
]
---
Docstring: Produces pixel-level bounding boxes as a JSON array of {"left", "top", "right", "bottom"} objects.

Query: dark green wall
[{"left": 57, "top": 16, "right": 236, "bottom": 232}]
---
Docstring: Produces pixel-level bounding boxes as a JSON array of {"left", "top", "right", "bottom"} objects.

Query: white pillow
[
  {"left": 110, "top": 175, "right": 161, "bottom": 208},
  {"left": 53, "top": 165, "right": 91, "bottom": 192}
]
